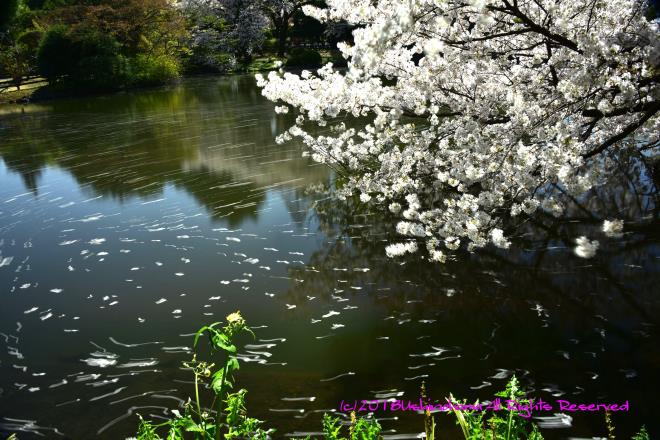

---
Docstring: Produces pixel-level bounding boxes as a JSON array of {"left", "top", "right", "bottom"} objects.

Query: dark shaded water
[{"left": 0, "top": 76, "right": 658, "bottom": 439}]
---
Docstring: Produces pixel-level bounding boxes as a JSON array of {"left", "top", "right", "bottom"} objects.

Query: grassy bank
[{"left": 0, "top": 77, "right": 48, "bottom": 104}]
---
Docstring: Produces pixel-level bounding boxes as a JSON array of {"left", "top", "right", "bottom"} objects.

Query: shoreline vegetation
[
  {"left": 0, "top": 0, "right": 348, "bottom": 105},
  {"left": 0, "top": 52, "right": 339, "bottom": 105}
]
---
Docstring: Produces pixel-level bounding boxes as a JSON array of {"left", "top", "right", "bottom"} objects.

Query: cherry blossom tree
[
  {"left": 258, "top": 0, "right": 659, "bottom": 262},
  {"left": 221, "top": 0, "right": 268, "bottom": 62},
  {"left": 180, "top": 0, "right": 268, "bottom": 65}
]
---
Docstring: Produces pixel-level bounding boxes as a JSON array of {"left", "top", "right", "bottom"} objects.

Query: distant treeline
[{"left": 0, "top": 0, "right": 352, "bottom": 92}]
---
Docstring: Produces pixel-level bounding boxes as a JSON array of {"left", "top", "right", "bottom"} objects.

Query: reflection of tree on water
[
  {"left": 282, "top": 159, "right": 659, "bottom": 434},
  {"left": 287, "top": 152, "right": 659, "bottom": 321},
  {"left": 0, "top": 138, "right": 45, "bottom": 195},
  {"left": 0, "top": 75, "right": 327, "bottom": 226},
  {"left": 287, "top": 191, "right": 657, "bottom": 319}
]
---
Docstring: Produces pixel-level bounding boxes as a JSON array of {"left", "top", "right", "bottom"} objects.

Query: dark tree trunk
[{"left": 276, "top": 17, "right": 289, "bottom": 57}]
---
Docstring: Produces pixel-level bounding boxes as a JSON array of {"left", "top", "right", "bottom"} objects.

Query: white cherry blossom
[
  {"left": 258, "top": 0, "right": 659, "bottom": 261},
  {"left": 574, "top": 236, "right": 599, "bottom": 259},
  {"left": 602, "top": 219, "right": 624, "bottom": 238}
]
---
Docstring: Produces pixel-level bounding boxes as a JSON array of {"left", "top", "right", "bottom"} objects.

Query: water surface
[{"left": 0, "top": 76, "right": 658, "bottom": 439}]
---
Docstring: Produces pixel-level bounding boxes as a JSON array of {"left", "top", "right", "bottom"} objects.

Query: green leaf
[
  {"left": 351, "top": 417, "right": 381, "bottom": 440},
  {"left": 632, "top": 426, "right": 650, "bottom": 440},
  {"left": 193, "top": 326, "right": 209, "bottom": 348},
  {"left": 212, "top": 333, "right": 236, "bottom": 353},
  {"left": 136, "top": 414, "right": 163, "bottom": 440},
  {"left": 183, "top": 424, "right": 205, "bottom": 433},
  {"left": 322, "top": 413, "right": 344, "bottom": 440},
  {"left": 227, "top": 356, "right": 240, "bottom": 372},
  {"left": 211, "top": 369, "right": 233, "bottom": 393}
]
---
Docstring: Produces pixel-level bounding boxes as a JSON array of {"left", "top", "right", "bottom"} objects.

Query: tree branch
[
  {"left": 583, "top": 101, "right": 660, "bottom": 158},
  {"left": 489, "top": 0, "right": 582, "bottom": 54}
]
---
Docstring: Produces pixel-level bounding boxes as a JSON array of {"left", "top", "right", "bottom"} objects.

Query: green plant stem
[
  {"left": 194, "top": 372, "right": 204, "bottom": 429},
  {"left": 195, "top": 373, "right": 201, "bottom": 415},
  {"left": 215, "top": 360, "right": 230, "bottom": 440}
]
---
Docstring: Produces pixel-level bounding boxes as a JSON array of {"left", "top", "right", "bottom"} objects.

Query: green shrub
[
  {"left": 29, "top": 0, "right": 56, "bottom": 9},
  {"left": 38, "top": 26, "right": 180, "bottom": 89},
  {"left": 74, "top": 31, "right": 126, "bottom": 89},
  {"left": 632, "top": 426, "right": 650, "bottom": 440},
  {"left": 36, "top": 25, "right": 74, "bottom": 80},
  {"left": 76, "top": 53, "right": 131, "bottom": 89},
  {"left": 37, "top": 26, "right": 128, "bottom": 89},
  {"left": 26, "top": 0, "right": 48, "bottom": 9},
  {"left": 215, "top": 53, "right": 235, "bottom": 72},
  {"left": 0, "top": 41, "right": 32, "bottom": 82},
  {"left": 129, "top": 54, "right": 180, "bottom": 86},
  {"left": 184, "top": 51, "right": 235, "bottom": 74},
  {"left": 286, "top": 47, "right": 322, "bottom": 68},
  {"left": 17, "top": 29, "right": 43, "bottom": 49}
]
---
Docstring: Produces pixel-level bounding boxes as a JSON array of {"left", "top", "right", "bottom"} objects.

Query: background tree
[
  {"left": 219, "top": 0, "right": 268, "bottom": 64},
  {"left": 0, "top": 0, "right": 20, "bottom": 32},
  {"left": 291, "top": 4, "right": 325, "bottom": 47},
  {"left": 261, "top": 0, "right": 312, "bottom": 56},
  {"left": 0, "top": 0, "right": 41, "bottom": 86},
  {"left": 35, "top": 0, "right": 189, "bottom": 89},
  {"left": 180, "top": 0, "right": 267, "bottom": 69},
  {"left": 179, "top": 0, "right": 229, "bottom": 71},
  {"left": 0, "top": 38, "right": 32, "bottom": 87}
]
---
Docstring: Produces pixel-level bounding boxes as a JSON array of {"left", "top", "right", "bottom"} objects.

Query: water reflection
[
  {"left": 0, "top": 76, "right": 658, "bottom": 439},
  {"left": 281, "top": 172, "right": 659, "bottom": 437},
  {"left": 0, "top": 75, "right": 325, "bottom": 224}
]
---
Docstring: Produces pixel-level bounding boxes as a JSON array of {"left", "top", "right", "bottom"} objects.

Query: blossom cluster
[{"left": 257, "top": 0, "right": 659, "bottom": 261}]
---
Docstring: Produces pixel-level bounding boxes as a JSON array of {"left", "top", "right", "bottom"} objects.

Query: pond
[{"left": 0, "top": 75, "right": 658, "bottom": 439}]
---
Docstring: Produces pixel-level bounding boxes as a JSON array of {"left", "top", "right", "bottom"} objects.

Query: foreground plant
[
  {"left": 134, "top": 311, "right": 273, "bottom": 440},
  {"left": 293, "top": 413, "right": 382, "bottom": 440},
  {"left": 131, "top": 318, "right": 648, "bottom": 440},
  {"left": 132, "top": 312, "right": 383, "bottom": 440},
  {"left": 632, "top": 426, "right": 650, "bottom": 440},
  {"left": 449, "top": 376, "right": 543, "bottom": 440},
  {"left": 258, "top": 0, "right": 658, "bottom": 262}
]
